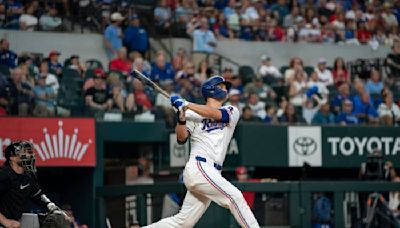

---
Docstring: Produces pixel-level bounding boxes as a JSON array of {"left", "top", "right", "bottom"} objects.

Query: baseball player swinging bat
[{"left": 132, "top": 69, "right": 170, "bottom": 99}]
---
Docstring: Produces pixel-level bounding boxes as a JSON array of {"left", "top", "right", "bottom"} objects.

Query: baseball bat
[{"left": 132, "top": 69, "right": 170, "bottom": 99}]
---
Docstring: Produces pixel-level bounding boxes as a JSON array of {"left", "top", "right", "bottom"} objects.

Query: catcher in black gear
[{"left": 0, "top": 140, "right": 69, "bottom": 228}]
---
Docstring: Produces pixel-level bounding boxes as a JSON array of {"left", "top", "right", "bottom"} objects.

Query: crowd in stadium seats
[
  {"left": 1, "top": 32, "right": 400, "bottom": 127},
  {"left": 3, "top": 0, "right": 400, "bottom": 47},
  {"left": 0, "top": 0, "right": 66, "bottom": 31},
  {"left": 1, "top": 1, "right": 400, "bottom": 127},
  {"left": 153, "top": 0, "right": 400, "bottom": 47}
]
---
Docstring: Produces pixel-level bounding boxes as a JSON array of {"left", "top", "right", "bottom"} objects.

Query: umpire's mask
[{"left": 17, "top": 141, "right": 36, "bottom": 173}]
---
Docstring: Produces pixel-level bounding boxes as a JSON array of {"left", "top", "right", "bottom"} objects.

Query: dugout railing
[{"left": 95, "top": 181, "right": 400, "bottom": 228}]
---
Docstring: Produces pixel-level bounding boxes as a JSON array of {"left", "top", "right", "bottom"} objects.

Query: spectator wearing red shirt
[
  {"left": 109, "top": 47, "right": 132, "bottom": 76},
  {"left": 236, "top": 166, "right": 256, "bottom": 209},
  {"left": 357, "top": 21, "right": 372, "bottom": 44},
  {"left": 332, "top": 57, "right": 349, "bottom": 86},
  {"left": 126, "top": 78, "right": 152, "bottom": 113}
]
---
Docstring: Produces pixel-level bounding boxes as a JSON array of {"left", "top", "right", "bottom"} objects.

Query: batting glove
[
  {"left": 170, "top": 95, "right": 188, "bottom": 110},
  {"left": 47, "top": 202, "right": 59, "bottom": 212}
]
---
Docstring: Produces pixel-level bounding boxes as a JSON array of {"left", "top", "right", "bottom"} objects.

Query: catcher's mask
[{"left": 5, "top": 140, "right": 36, "bottom": 173}]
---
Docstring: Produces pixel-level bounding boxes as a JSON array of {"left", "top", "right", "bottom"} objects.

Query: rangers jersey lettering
[{"left": 185, "top": 105, "right": 240, "bottom": 165}]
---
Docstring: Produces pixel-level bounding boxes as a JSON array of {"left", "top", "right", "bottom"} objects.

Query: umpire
[{"left": 0, "top": 140, "right": 67, "bottom": 228}]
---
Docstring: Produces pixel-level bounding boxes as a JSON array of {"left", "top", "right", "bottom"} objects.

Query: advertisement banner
[
  {"left": 288, "top": 126, "right": 322, "bottom": 167},
  {"left": 322, "top": 127, "right": 400, "bottom": 167},
  {"left": 169, "top": 133, "right": 189, "bottom": 167},
  {"left": 0, "top": 118, "right": 96, "bottom": 167}
]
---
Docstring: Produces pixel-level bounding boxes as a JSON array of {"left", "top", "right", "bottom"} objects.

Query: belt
[{"left": 195, "top": 156, "right": 222, "bottom": 170}]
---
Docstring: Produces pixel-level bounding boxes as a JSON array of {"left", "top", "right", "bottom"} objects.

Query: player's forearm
[
  {"left": 186, "top": 103, "right": 222, "bottom": 120},
  {"left": 176, "top": 124, "right": 189, "bottom": 142},
  {"left": 0, "top": 212, "right": 8, "bottom": 225}
]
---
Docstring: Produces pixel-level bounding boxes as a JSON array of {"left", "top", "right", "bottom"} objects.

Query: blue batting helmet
[{"left": 201, "top": 75, "right": 231, "bottom": 100}]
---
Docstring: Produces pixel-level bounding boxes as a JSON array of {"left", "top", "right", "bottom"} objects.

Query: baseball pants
[{"left": 144, "top": 157, "right": 260, "bottom": 228}]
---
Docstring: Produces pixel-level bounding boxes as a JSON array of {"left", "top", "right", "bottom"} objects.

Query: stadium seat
[
  {"left": 263, "top": 75, "right": 281, "bottom": 86},
  {"left": 272, "top": 84, "right": 289, "bottom": 98},
  {"left": 280, "top": 66, "right": 289, "bottom": 76},
  {"left": 238, "top": 65, "right": 255, "bottom": 85},
  {"left": 0, "top": 64, "right": 10, "bottom": 77},
  {"left": 304, "top": 66, "right": 314, "bottom": 76},
  {"left": 85, "top": 59, "right": 103, "bottom": 70},
  {"left": 84, "top": 69, "right": 94, "bottom": 81}
]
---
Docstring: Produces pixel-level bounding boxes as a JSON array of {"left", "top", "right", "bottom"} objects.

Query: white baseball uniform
[{"left": 144, "top": 105, "right": 260, "bottom": 228}]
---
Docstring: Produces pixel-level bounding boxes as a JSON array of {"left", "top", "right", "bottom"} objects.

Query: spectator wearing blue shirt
[
  {"left": 312, "top": 103, "right": 335, "bottom": 124},
  {"left": 331, "top": 82, "right": 351, "bottom": 114},
  {"left": 353, "top": 90, "right": 379, "bottom": 124},
  {"left": 5, "top": 0, "right": 23, "bottom": 29},
  {"left": 123, "top": 14, "right": 149, "bottom": 57},
  {"left": 223, "top": 0, "right": 236, "bottom": 19},
  {"left": 214, "top": 0, "right": 228, "bottom": 11},
  {"left": 365, "top": 69, "right": 383, "bottom": 95},
  {"left": 336, "top": 99, "right": 359, "bottom": 125},
  {"left": 0, "top": 39, "right": 17, "bottom": 69},
  {"left": 33, "top": 74, "right": 56, "bottom": 116},
  {"left": 104, "top": 12, "right": 124, "bottom": 60},
  {"left": 188, "top": 17, "right": 217, "bottom": 53},
  {"left": 270, "top": 0, "right": 289, "bottom": 25},
  {"left": 150, "top": 51, "right": 175, "bottom": 82},
  {"left": 239, "top": 18, "right": 254, "bottom": 41},
  {"left": 154, "top": 0, "right": 172, "bottom": 34},
  {"left": 48, "top": 50, "right": 62, "bottom": 77}
]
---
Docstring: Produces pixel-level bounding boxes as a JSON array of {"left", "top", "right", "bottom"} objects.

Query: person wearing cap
[
  {"left": 335, "top": 99, "right": 359, "bottom": 125},
  {"left": 123, "top": 14, "right": 149, "bottom": 57},
  {"left": 258, "top": 55, "right": 281, "bottom": 79},
  {"left": 314, "top": 57, "right": 333, "bottom": 86},
  {"left": 104, "top": 12, "right": 124, "bottom": 60},
  {"left": 32, "top": 73, "right": 56, "bottom": 116},
  {"left": 48, "top": 50, "right": 62, "bottom": 77},
  {"left": 225, "top": 89, "right": 245, "bottom": 114},
  {"left": 67, "top": 55, "right": 86, "bottom": 75},
  {"left": 235, "top": 167, "right": 255, "bottom": 208},
  {"left": 0, "top": 141, "right": 70, "bottom": 228},
  {"left": 84, "top": 69, "right": 113, "bottom": 114},
  {"left": 0, "top": 39, "right": 17, "bottom": 69}
]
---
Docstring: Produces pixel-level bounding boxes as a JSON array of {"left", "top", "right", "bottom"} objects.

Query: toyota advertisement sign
[
  {"left": 288, "top": 126, "right": 322, "bottom": 167},
  {"left": 287, "top": 126, "right": 400, "bottom": 167}
]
